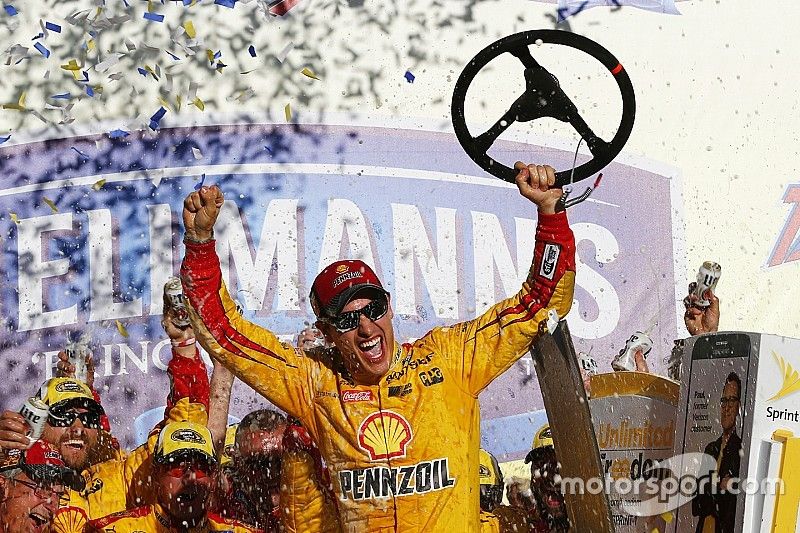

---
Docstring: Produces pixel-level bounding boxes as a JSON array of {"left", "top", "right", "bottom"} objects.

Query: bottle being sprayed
[
  {"left": 66, "top": 333, "right": 90, "bottom": 384},
  {"left": 164, "top": 276, "right": 191, "bottom": 328},
  {"left": 611, "top": 331, "right": 654, "bottom": 372},
  {"left": 691, "top": 261, "right": 721, "bottom": 308}
]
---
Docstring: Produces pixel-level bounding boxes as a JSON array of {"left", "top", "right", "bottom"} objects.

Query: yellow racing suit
[
  {"left": 53, "top": 351, "right": 210, "bottom": 533},
  {"left": 86, "top": 504, "right": 262, "bottom": 532},
  {"left": 181, "top": 210, "right": 576, "bottom": 532}
]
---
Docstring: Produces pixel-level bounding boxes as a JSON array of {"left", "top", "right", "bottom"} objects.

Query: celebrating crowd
[{"left": 0, "top": 163, "right": 721, "bottom": 532}]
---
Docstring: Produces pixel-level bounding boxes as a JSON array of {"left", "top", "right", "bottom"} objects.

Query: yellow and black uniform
[
  {"left": 182, "top": 210, "right": 576, "bottom": 532},
  {"left": 86, "top": 505, "right": 262, "bottom": 532},
  {"left": 53, "top": 351, "right": 210, "bottom": 533}
]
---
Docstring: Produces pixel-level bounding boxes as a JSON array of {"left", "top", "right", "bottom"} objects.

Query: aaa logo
[
  {"left": 358, "top": 411, "right": 413, "bottom": 461},
  {"left": 768, "top": 351, "right": 800, "bottom": 401}
]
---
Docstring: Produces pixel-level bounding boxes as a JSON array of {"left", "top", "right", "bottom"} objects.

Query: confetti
[
  {"left": 50, "top": 93, "right": 71, "bottom": 99},
  {"left": 115, "top": 320, "right": 129, "bottom": 338},
  {"left": 42, "top": 197, "right": 58, "bottom": 213},
  {"left": 404, "top": 70, "right": 415, "bottom": 83},
  {"left": 4, "top": 5, "right": 18, "bottom": 16},
  {"left": 44, "top": 21, "right": 61, "bottom": 32},
  {"left": 137, "top": 67, "right": 148, "bottom": 76},
  {"left": 301, "top": 67, "right": 319, "bottom": 80},
  {"left": 268, "top": 0, "right": 299, "bottom": 16},
  {"left": 143, "top": 11, "right": 164, "bottom": 22},
  {"left": 192, "top": 97, "right": 205, "bottom": 111},
  {"left": 248, "top": 45, "right": 257, "bottom": 57},
  {"left": 91, "top": 179, "right": 106, "bottom": 191},
  {"left": 192, "top": 147, "right": 203, "bottom": 160},
  {"left": 149, "top": 106, "right": 167, "bottom": 130},
  {"left": 183, "top": 20, "right": 196, "bottom": 38},
  {"left": 33, "top": 42, "right": 50, "bottom": 58},
  {"left": 165, "top": 50, "right": 181, "bottom": 61},
  {"left": 276, "top": 42, "right": 294, "bottom": 63},
  {"left": 214, "top": 0, "right": 237, "bottom": 7},
  {"left": 194, "top": 173, "right": 206, "bottom": 190},
  {"left": 0, "top": 135, "right": 10, "bottom": 144},
  {"left": 9, "top": 213, "right": 20, "bottom": 224},
  {"left": 94, "top": 54, "right": 121, "bottom": 72},
  {"left": 2, "top": 92, "right": 26, "bottom": 110},
  {"left": 284, "top": 103, "right": 292, "bottom": 121},
  {"left": 85, "top": 85, "right": 94, "bottom": 97}
]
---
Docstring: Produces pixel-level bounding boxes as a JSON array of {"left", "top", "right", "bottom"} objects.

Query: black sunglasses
[
  {"left": 48, "top": 410, "right": 102, "bottom": 429},
  {"left": 324, "top": 296, "right": 389, "bottom": 333}
]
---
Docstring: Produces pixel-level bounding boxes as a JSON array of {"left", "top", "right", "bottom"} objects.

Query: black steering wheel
[{"left": 452, "top": 30, "right": 636, "bottom": 187}]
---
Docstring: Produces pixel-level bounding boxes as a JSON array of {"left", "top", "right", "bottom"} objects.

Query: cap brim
[
  {"left": 25, "top": 464, "right": 84, "bottom": 491},
  {"left": 51, "top": 397, "right": 105, "bottom": 417},
  {"left": 157, "top": 448, "right": 217, "bottom": 467},
  {"left": 328, "top": 284, "right": 388, "bottom": 317}
]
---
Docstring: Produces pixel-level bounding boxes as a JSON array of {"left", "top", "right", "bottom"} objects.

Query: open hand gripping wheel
[{"left": 452, "top": 30, "right": 636, "bottom": 187}]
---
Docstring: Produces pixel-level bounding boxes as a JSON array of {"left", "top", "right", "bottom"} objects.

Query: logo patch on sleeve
[{"left": 539, "top": 243, "right": 560, "bottom": 280}]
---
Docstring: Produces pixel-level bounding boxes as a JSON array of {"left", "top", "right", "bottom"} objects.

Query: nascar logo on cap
[
  {"left": 55, "top": 380, "right": 85, "bottom": 393},
  {"left": 358, "top": 411, "right": 412, "bottom": 461},
  {"left": 171, "top": 428, "right": 206, "bottom": 444}
]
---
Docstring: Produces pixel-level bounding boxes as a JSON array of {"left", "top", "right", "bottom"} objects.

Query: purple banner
[{"left": 0, "top": 122, "right": 681, "bottom": 455}]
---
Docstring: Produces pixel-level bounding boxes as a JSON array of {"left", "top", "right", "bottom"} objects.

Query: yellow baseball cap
[
  {"left": 532, "top": 423, "right": 554, "bottom": 450},
  {"left": 478, "top": 449, "right": 502, "bottom": 486},
  {"left": 220, "top": 423, "right": 238, "bottom": 467},
  {"left": 155, "top": 422, "right": 216, "bottom": 465},
  {"left": 37, "top": 378, "right": 103, "bottom": 415}
]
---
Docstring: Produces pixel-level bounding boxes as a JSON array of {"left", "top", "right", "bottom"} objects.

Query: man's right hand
[
  {"left": 183, "top": 185, "right": 224, "bottom": 241},
  {"left": 683, "top": 283, "right": 720, "bottom": 336},
  {"left": 0, "top": 410, "right": 32, "bottom": 451}
]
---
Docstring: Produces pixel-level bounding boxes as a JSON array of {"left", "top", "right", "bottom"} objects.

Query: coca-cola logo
[{"left": 342, "top": 390, "right": 373, "bottom": 403}]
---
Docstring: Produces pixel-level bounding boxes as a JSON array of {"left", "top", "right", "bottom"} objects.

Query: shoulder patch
[{"left": 89, "top": 505, "right": 151, "bottom": 528}]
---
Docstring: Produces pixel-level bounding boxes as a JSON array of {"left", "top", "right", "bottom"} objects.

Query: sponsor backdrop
[{"left": 1, "top": 122, "right": 677, "bottom": 451}]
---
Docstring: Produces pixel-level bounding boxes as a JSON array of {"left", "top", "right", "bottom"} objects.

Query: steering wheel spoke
[{"left": 452, "top": 30, "right": 635, "bottom": 186}]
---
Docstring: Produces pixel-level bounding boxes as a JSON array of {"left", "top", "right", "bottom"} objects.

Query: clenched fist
[
  {"left": 183, "top": 185, "right": 225, "bottom": 241},
  {"left": 514, "top": 162, "right": 562, "bottom": 215}
]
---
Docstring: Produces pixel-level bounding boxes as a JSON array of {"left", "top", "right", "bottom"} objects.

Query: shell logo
[
  {"left": 336, "top": 264, "right": 349, "bottom": 274},
  {"left": 357, "top": 410, "right": 413, "bottom": 461}
]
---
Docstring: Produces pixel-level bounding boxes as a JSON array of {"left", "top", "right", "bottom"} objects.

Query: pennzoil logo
[
  {"left": 357, "top": 411, "right": 412, "bottom": 461},
  {"left": 336, "top": 264, "right": 349, "bottom": 274},
  {"left": 171, "top": 428, "right": 206, "bottom": 444},
  {"left": 768, "top": 351, "right": 800, "bottom": 401}
]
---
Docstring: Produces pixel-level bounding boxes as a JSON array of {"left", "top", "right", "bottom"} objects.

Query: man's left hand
[{"left": 514, "top": 162, "right": 563, "bottom": 215}]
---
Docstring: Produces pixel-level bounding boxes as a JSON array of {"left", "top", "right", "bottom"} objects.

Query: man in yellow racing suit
[
  {"left": 52, "top": 303, "right": 211, "bottom": 533},
  {"left": 180, "top": 163, "right": 575, "bottom": 532},
  {"left": 86, "top": 422, "right": 261, "bottom": 533}
]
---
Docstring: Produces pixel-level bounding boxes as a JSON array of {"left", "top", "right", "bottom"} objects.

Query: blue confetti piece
[
  {"left": 143, "top": 11, "right": 165, "bottom": 22},
  {"left": 108, "top": 129, "right": 130, "bottom": 139},
  {"left": 137, "top": 67, "right": 148, "bottom": 76},
  {"left": 4, "top": 5, "right": 18, "bottom": 16},
  {"left": 44, "top": 21, "right": 61, "bottom": 32},
  {"left": 264, "top": 145, "right": 273, "bottom": 154},
  {"left": 213, "top": 50, "right": 222, "bottom": 59},
  {"left": 248, "top": 45, "right": 256, "bottom": 57},
  {"left": 32, "top": 32, "right": 44, "bottom": 40},
  {"left": 85, "top": 85, "right": 94, "bottom": 97},
  {"left": 149, "top": 107, "right": 167, "bottom": 130},
  {"left": 214, "top": 0, "right": 236, "bottom": 7},
  {"left": 194, "top": 174, "right": 206, "bottom": 191},
  {"left": 404, "top": 70, "right": 415, "bottom": 83},
  {"left": 50, "top": 93, "right": 72, "bottom": 99},
  {"left": 71, "top": 147, "right": 89, "bottom": 158},
  {"left": 34, "top": 42, "right": 50, "bottom": 58},
  {"left": 165, "top": 50, "right": 181, "bottom": 61},
  {"left": 0, "top": 135, "right": 10, "bottom": 144}
]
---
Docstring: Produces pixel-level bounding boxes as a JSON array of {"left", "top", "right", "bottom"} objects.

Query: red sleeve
[{"left": 166, "top": 347, "right": 210, "bottom": 412}]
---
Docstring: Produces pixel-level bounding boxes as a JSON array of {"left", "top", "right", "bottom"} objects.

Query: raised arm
[
  {"left": 180, "top": 186, "right": 315, "bottom": 423},
  {"left": 432, "top": 164, "right": 576, "bottom": 396}
]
